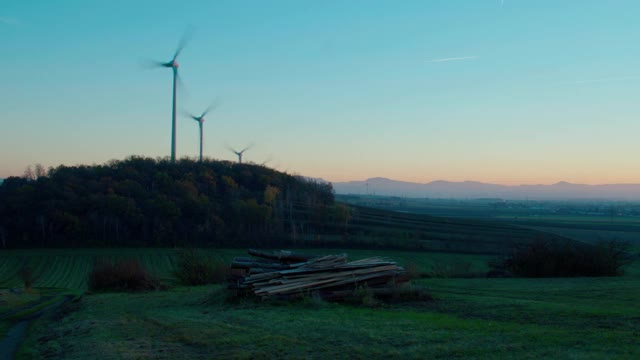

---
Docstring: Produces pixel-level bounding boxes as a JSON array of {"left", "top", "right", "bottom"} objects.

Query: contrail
[
  {"left": 431, "top": 56, "right": 479, "bottom": 63},
  {"left": 570, "top": 75, "right": 640, "bottom": 84}
]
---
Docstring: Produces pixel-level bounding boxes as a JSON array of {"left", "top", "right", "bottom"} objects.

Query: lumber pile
[{"left": 228, "top": 249, "right": 410, "bottom": 301}]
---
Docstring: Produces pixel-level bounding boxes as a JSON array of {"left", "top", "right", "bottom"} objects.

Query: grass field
[
  {"left": 344, "top": 205, "right": 570, "bottom": 254},
  {"left": 0, "top": 248, "right": 638, "bottom": 359},
  {"left": 336, "top": 196, "right": 640, "bottom": 253},
  {"left": 15, "top": 274, "right": 640, "bottom": 359}
]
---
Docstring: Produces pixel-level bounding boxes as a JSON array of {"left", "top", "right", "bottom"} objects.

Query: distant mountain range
[{"left": 331, "top": 177, "right": 640, "bottom": 200}]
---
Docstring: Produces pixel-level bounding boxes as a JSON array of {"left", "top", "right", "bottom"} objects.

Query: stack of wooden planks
[{"left": 228, "top": 249, "right": 410, "bottom": 300}]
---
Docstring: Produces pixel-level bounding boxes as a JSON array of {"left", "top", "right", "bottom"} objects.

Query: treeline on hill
[{"left": 0, "top": 157, "right": 347, "bottom": 248}]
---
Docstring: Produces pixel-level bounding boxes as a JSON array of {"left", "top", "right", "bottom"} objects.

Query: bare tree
[
  {"left": 23, "top": 165, "right": 35, "bottom": 180},
  {"left": 34, "top": 163, "right": 46, "bottom": 179}
]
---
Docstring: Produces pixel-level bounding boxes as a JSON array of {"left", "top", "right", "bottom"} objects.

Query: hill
[
  {"left": 0, "top": 157, "right": 570, "bottom": 253},
  {"left": 332, "top": 177, "right": 640, "bottom": 200},
  {"left": 0, "top": 157, "right": 335, "bottom": 248}
]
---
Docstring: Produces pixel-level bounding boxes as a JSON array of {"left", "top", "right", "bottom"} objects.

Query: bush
[
  {"left": 173, "top": 249, "right": 228, "bottom": 286},
  {"left": 492, "top": 239, "right": 631, "bottom": 277},
  {"left": 344, "top": 284, "right": 432, "bottom": 306},
  {"left": 89, "top": 259, "right": 163, "bottom": 291},
  {"left": 20, "top": 261, "right": 36, "bottom": 290},
  {"left": 403, "top": 261, "right": 422, "bottom": 279}
]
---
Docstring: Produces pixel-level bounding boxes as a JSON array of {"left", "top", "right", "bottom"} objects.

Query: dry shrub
[
  {"left": 403, "top": 261, "right": 422, "bottom": 279},
  {"left": 173, "top": 248, "right": 229, "bottom": 286},
  {"left": 345, "top": 285, "right": 381, "bottom": 308},
  {"left": 345, "top": 283, "right": 432, "bottom": 306},
  {"left": 89, "top": 259, "right": 163, "bottom": 292},
  {"left": 20, "top": 261, "right": 36, "bottom": 290}
]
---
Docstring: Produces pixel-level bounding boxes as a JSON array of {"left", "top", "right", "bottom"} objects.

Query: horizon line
[{"left": 326, "top": 177, "right": 640, "bottom": 187}]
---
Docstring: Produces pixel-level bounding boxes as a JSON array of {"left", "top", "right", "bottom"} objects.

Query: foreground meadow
[
  {"left": 1, "top": 248, "right": 637, "bottom": 359},
  {"left": 15, "top": 277, "right": 640, "bottom": 359}
]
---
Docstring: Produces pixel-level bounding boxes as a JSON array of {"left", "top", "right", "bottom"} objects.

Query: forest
[{"left": 0, "top": 157, "right": 347, "bottom": 248}]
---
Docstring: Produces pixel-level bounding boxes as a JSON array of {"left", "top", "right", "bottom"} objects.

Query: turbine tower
[
  {"left": 151, "top": 33, "right": 190, "bottom": 163},
  {"left": 185, "top": 102, "right": 216, "bottom": 162},
  {"left": 228, "top": 145, "right": 252, "bottom": 164}
]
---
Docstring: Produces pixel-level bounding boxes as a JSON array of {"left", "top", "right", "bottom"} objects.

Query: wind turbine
[
  {"left": 151, "top": 32, "right": 190, "bottom": 163},
  {"left": 228, "top": 145, "right": 252, "bottom": 164},
  {"left": 185, "top": 102, "right": 216, "bottom": 162}
]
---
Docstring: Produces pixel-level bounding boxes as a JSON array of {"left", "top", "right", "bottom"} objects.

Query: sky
[{"left": 2, "top": 0, "right": 640, "bottom": 185}]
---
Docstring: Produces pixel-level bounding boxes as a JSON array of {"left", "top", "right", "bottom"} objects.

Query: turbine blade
[
  {"left": 241, "top": 143, "right": 253, "bottom": 153},
  {"left": 140, "top": 59, "right": 167, "bottom": 69},
  {"left": 201, "top": 100, "right": 218, "bottom": 117},
  {"left": 260, "top": 156, "right": 273, "bottom": 166},
  {"left": 181, "top": 109, "right": 199, "bottom": 121},
  {"left": 172, "top": 28, "right": 194, "bottom": 60}
]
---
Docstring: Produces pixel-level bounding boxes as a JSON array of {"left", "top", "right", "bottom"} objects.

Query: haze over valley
[{"left": 333, "top": 177, "right": 640, "bottom": 200}]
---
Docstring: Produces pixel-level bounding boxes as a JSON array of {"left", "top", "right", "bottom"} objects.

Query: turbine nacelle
[
  {"left": 162, "top": 60, "right": 179, "bottom": 68},
  {"left": 189, "top": 115, "right": 205, "bottom": 123},
  {"left": 228, "top": 144, "right": 252, "bottom": 163},
  {"left": 186, "top": 101, "right": 216, "bottom": 124}
]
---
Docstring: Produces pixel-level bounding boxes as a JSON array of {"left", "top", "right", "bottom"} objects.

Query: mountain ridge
[{"left": 331, "top": 178, "right": 640, "bottom": 200}]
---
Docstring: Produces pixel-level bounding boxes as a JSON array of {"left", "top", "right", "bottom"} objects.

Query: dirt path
[
  {"left": 0, "top": 295, "right": 75, "bottom": 360},
  {"left": 0, "top": 321, "right": 28, "bottom": 360}
]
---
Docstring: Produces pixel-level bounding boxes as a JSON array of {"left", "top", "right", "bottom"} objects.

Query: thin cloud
[
  {"left": 431, "top": 56, "right": 479, "bottom": 63},
  {"left": 0, "top": 16, "right": 20, "bottom": 25},
  {"left": 570, "top": 75, "right": 640, "bottom": 84}
]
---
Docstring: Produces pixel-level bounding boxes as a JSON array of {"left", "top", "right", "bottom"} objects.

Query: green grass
[
  {"left": 17, "top": 274, "right": 640, "bottom": 359},
  {"left": 4, "top": 248, "right": 639, "bottom": 359}
]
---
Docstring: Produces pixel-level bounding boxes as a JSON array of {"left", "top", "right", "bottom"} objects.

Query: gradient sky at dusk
[{"left": 2, "top": 0, "right": 640, "bottom": 185}]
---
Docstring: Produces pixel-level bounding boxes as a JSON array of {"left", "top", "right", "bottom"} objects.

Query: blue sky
[{"left": 2, "top": 0, "right": 640, "bottom": 184}]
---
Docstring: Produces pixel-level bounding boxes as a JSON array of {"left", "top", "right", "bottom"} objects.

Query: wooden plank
[
  {"left": 248, "top": 249, "right": 316, "bottom": 262},
  {"left": 255, "top": 270, "right": 403, "bottom": 296},
  {"left": 229, "top": 249, "right": 412, "bottom": 300},
  {"left": 232, "top": 261, "right": 291, "bottom": 270}
]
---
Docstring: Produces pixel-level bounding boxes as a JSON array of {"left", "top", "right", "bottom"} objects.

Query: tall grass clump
[
  {"left": 493, "top": 239, "right": 631, "bottom": 277},
  {"left": 173, "top": 248, "right": 228, "bottom": 286},
  {"left": 89, "top": 259, "right": 163, "bottom": 292}
]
